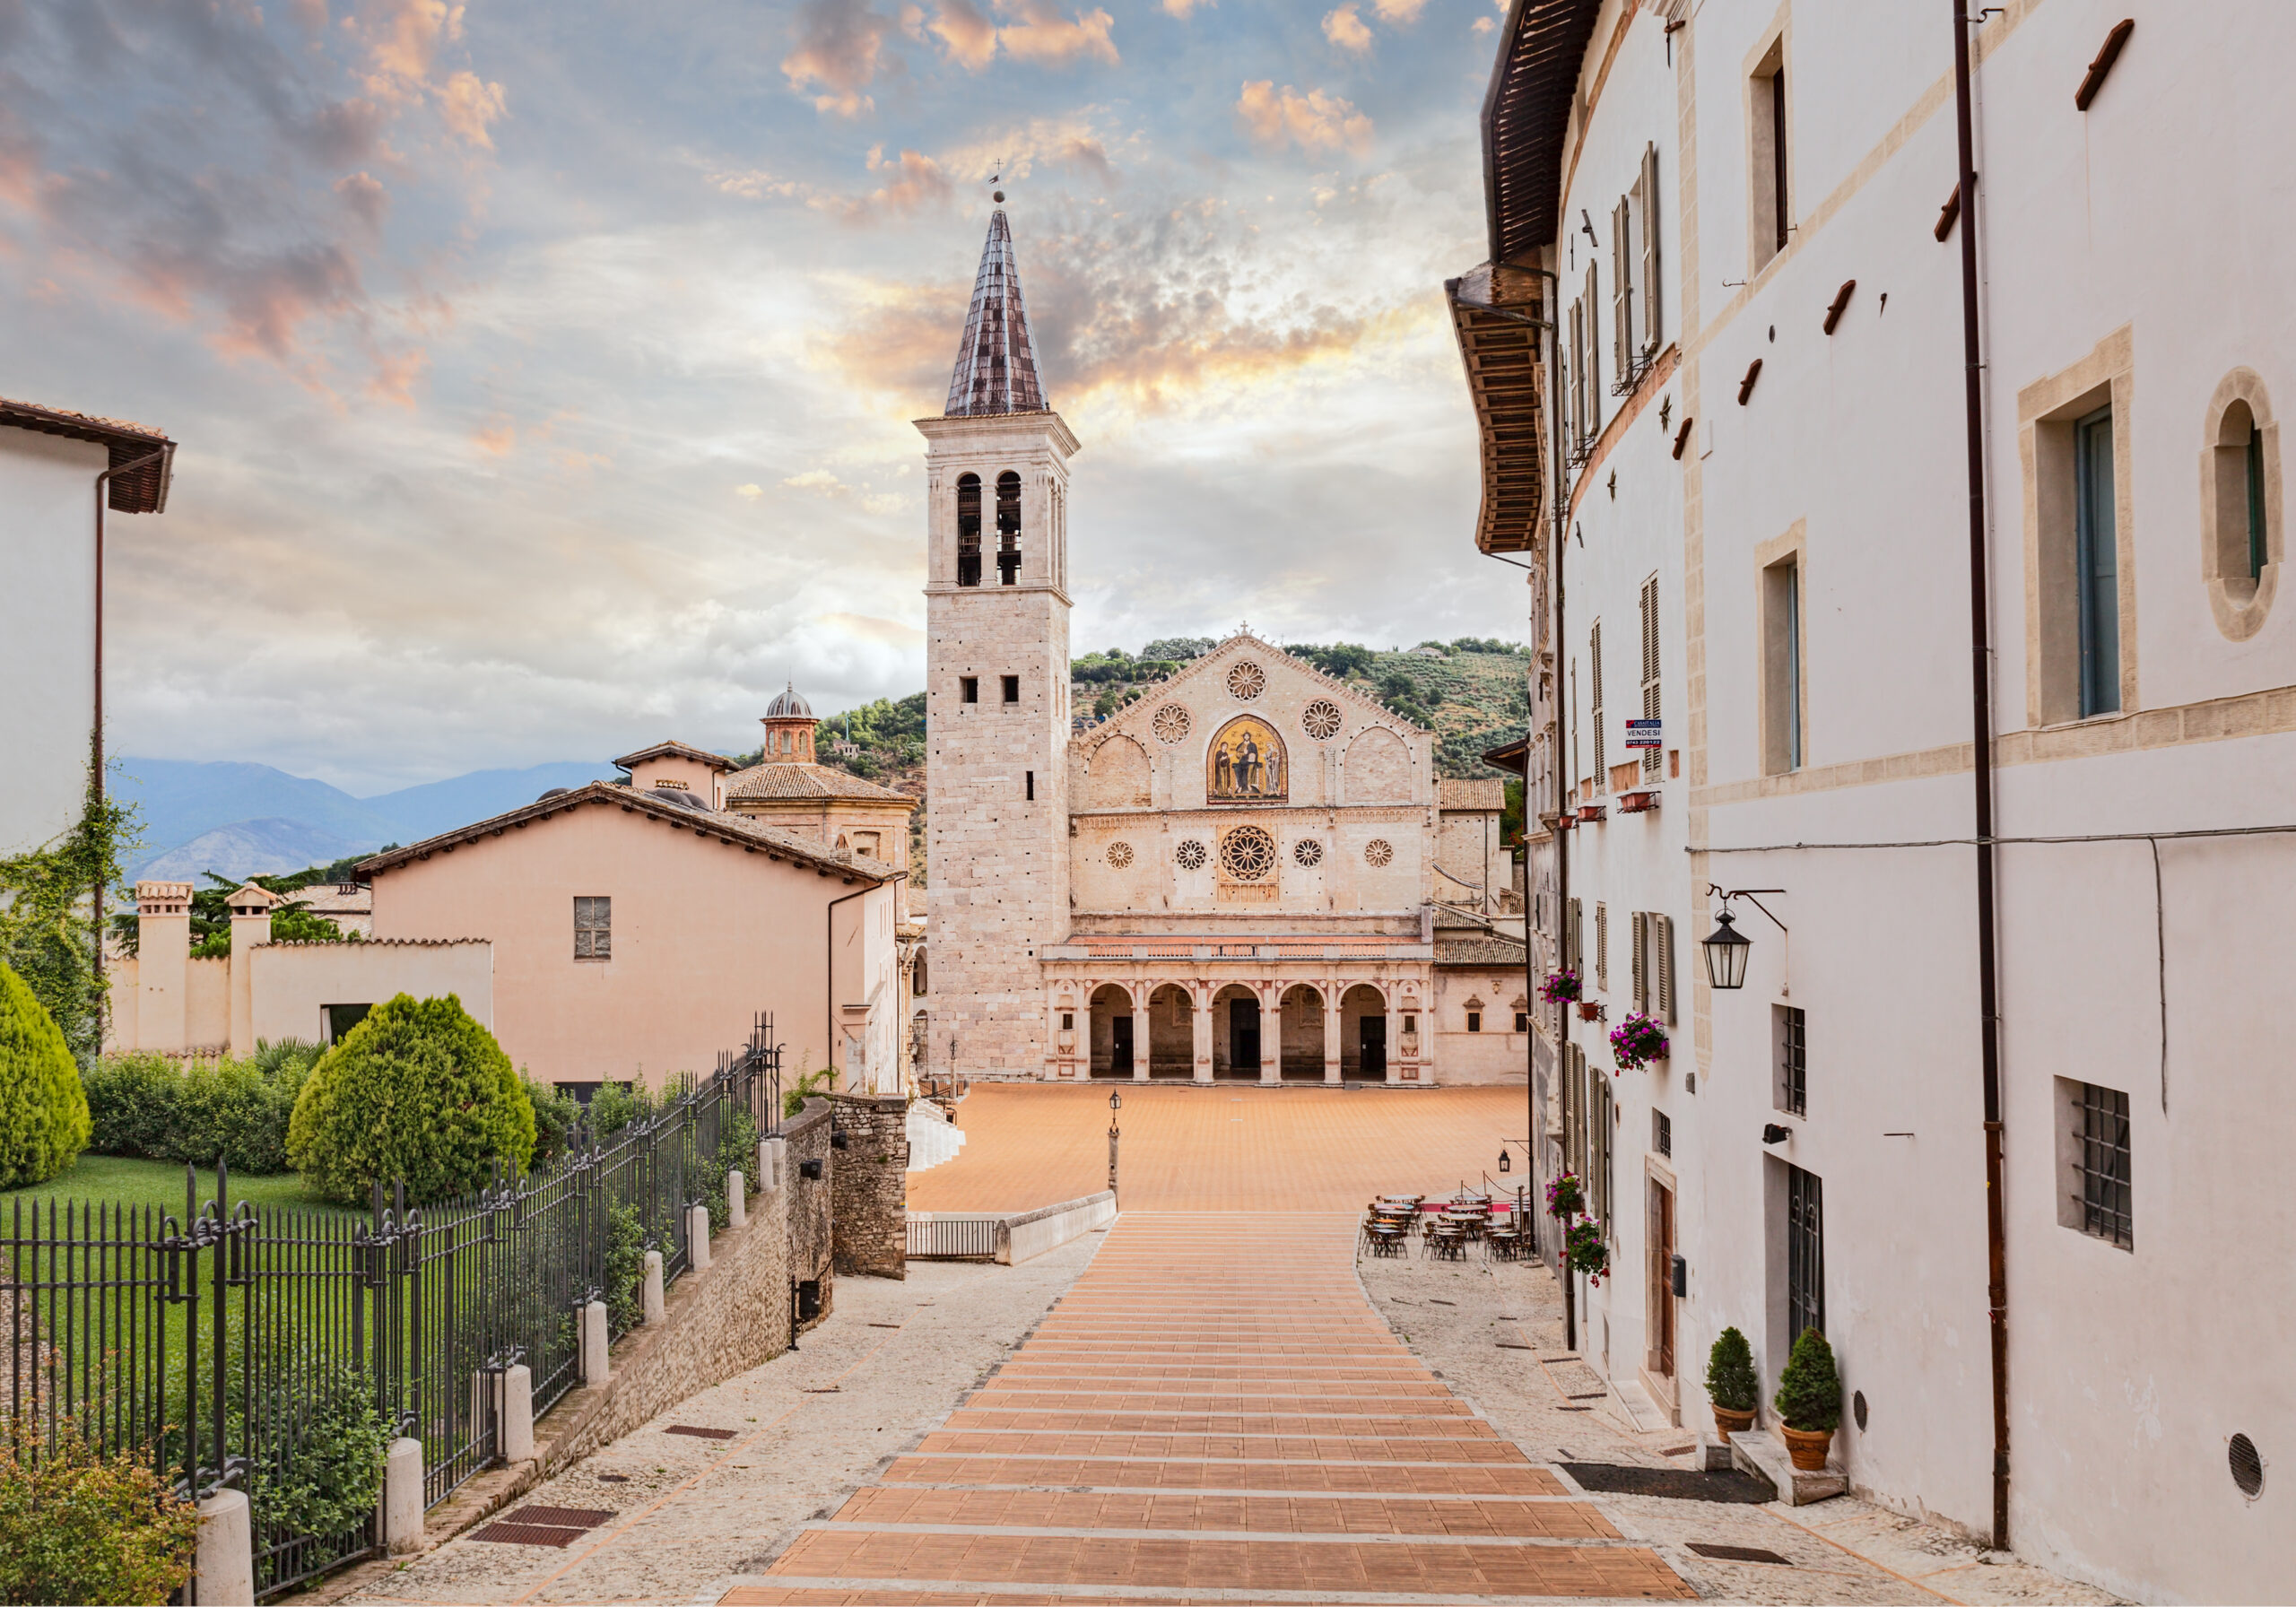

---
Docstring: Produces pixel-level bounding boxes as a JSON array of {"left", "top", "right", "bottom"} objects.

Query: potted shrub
[
  {"left": 1538, "top": 969, "right": 1582, "bottom": 1004},
  {"left": 1610, "top": 1012, "right": 1668, "bottom": 1071},
  {"left": 1563, "top": 1218, "right": 1609, "bottom": 1284},
  {"left": 1774, "top": 1326, "right": 1842, "bottom": 1470},
  {"left": 1577, "top": 1000, "right": 1605, "bottom": 1022},
  {"left": 1705, "top": 1327, "right": 1758, "bottom": 1441}
]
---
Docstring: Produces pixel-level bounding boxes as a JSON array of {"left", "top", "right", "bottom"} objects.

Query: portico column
[
  {"left": 1191, "top": 985, "right": 1213, "bottom": 1083},
  {"left": 1131, "top": 994, "right": 1151, "bottom": 1081},
  {"left": 1257, "top": 986, "right": 1280, "bottom": 1084},
  {"left": 1323, "top": 986, "right": 1342, "bottom": 1084},
  {"left": 1383, "top": 995, "right": 1399, "bottom": 1085}
]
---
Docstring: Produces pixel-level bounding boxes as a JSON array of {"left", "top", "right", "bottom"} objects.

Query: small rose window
[
  {"left": 1175, "top": 838, "right": 1207, "bottom": 871},
  {"left": 1364, "top": 838, "right": 1395, "bottom": 868},
  {"left": 1293, "top": 838, "right": 1324, "bottom": 868},
  {"left": 1302, "top": 699, "right": 1343, "bottom": 740},
  {"left": 1219, "top": 824, "right": 1278, "bottom": 881},
  {"left": 1107, "top": 840, "right": 1134, "bottom": 868},
  {"left": 1152, "top": 703, "right": 1191, "bottom": 743},
  {"left": 1226, "top": 661, "right": 1266, "bottom": 700}
]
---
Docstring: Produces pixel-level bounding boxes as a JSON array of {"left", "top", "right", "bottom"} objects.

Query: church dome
[{"left": 765, "top": 682, "right": 813, "bottom": 719}]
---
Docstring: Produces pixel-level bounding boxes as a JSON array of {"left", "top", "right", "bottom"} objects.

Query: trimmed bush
[
  {"left": 81, "top": 1042, "right": 319, "bottom": 1176},
  {"left": 0, "top": 960, "right": 91, "bottom": 1187},
  {"left": 287, "top": 994, "right": 535, "bottom": 1205},
  {"left": 1706, "top": 1326, "right": 1759, "bottom": 1413},
  {"left": 0, "top": 1414, "right": 199, "bottom": 1606},
  {"left": 587, "top": 1079, "right": 656, "bottom": 1139},
  {"left": 524, "top": 1075, "right": 582, "bottom": 1170},
  {"left": 1774, "top": 1326, "right": 1842, "bottom": 1432}
]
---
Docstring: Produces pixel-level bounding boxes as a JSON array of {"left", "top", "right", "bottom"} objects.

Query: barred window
[
  {"left": 575, "top": 896, "right": 611, "bottom": 960},
  {"left": 2072, "top": 1081, "right": 2133, "bottom": 1249},
  {"left": 1786, "top": 1163, "right": 1823, "bottom": 1338},
  {"left": 1775, "top": 1004, "right": 1806, "bottom": 1116}
]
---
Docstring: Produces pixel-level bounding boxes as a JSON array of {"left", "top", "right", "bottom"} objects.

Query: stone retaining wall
[{"left": 831, "top": 1093, "right": 909, "bottom": 1279}]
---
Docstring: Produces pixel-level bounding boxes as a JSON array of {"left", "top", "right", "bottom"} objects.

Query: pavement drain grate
[
  {"left": 666, "top": 1425, "right": 739, "bottom": 1440},
  {"left": 472, "top": 1507, "right": 616, "bottom": 1548},
  {"left": 1563, "top": 1463, "right": 1777, "bottom": 1504},
  {"left": 514, "top": 1507, "right": 618, "bottom": 1528},
  {"left": 1689, "top": 1542, "right": 1796, "bottom": 1565}
]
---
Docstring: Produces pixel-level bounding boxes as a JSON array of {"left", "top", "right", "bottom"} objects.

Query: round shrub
[
  {"left": 0, "top": 1413, "right": 198, "bottom": 1605},
  {"left": 1706, "top": 1326, "right": 1759, "bottom": 1414},
  {"left": 1775, "top": 1325, "right": 1842, "bottom": 1432},
  {"left": 287, "top": 994, "right": 535, "bottom": 1205},
  {"left": 0, "top": 959, "right": 91, "bottom": 1187}
]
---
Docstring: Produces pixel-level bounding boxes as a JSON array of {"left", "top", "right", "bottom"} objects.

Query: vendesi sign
[{"left": 1625, "top": 718, "right": 1663, "bottom": 748}]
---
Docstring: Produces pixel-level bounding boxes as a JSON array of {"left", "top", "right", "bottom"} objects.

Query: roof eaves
[
  {"left": 1480, "top": 0, "right": 1604, "bottom": 264},
  {"left": 0, "top": 397, "right": 177, "bottom": 513}
]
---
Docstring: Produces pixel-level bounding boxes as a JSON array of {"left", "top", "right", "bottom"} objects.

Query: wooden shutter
[
  {"left": 1639, "top": 143, "right": 1662, "bottom": 353},
  {"left": 1595, "top": 901, "right": 1609, "bottom": 991},
  {"left": 1640, "top": 578, "right": 1661, "bottom": 777},
  {"left": 1656, "top": 914, "right": 1676, "bottom": 1022},
  {"left": 1568, "top": 897, "right": 1583, "bottom": 969},
  {"left": 1612, "top": 197, "right": 1631, "bottom": 380},
  {"left": 1631, "top": 912, "right": 1648, "bottom": 1012},
  {"left": 1590, "top": 620, "right": 1605, "bottom": 786},
  {"left": 1568, "top": 297, "right": 1586, "bottom": 447},
  {"left": 1582, "top": 259, "right": 1599, "bottom": 431}
]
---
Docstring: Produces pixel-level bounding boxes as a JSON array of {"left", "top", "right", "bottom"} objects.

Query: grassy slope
[{"left": 2, "top": 1152, "right": 354, "bottom": 1220}]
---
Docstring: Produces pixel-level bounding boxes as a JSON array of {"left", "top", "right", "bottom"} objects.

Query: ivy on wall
[{"left": 0, "top": 770, "right": 136, "bottom": 1063}]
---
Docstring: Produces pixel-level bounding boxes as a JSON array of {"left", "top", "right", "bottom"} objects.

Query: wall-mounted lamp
[
  {"left": 1700, "top": 887, "right": 1789, "bottom": 991},
  {"left": 1762, "top": 1123, "right": 1792, "bottom": 1145}
]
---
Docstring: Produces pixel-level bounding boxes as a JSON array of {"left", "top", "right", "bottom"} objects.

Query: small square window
[
  {"left": 1653, "top": 1108, "right": 1672, "bottom": 1159},
  {"left": 1514, "top": 1011, "right": 1531, "bottom": 1033},
  {"left": 1465, "top": 1011, "right": 1482, "bottom": 1034},
  {"left": 1002, "top": 674, "right": 1020, "bottom": 704},
  {"left": 2057, "top": 1078, "right": 2132, "bottom": 1249},
  {"left": 960, "top": 676, "right": 978, "bottom": 703},
  {"left": 1060, "top": 1012, "right": 1074, "bottom": 1030},
  {"left": 574, "top": 895, "right": 611, "bottom": 960}
]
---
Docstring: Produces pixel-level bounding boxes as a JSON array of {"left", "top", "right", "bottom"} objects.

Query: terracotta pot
[
  {"left": 1711, "top": 1404, "right": 1754, "bottom": 1442},
  {"left": 1781, "top": 1425, "right": 1834, "bottom": 1471}
]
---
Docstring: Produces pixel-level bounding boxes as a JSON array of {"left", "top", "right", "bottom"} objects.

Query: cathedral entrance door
[
  {"left": 1110, "top": 1015, "right": 1134, "bottom": 1076},
  {"left": 1230, "top": 996, "right": 1261, "bottom": 1075},
  {"left": 1358, "top": 1015, "right": 1386, "bottom": 1079}
]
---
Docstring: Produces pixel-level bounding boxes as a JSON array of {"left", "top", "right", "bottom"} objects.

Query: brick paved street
[{"left": 907, "top": 1085, "right": 1530, "bottom": 1213}]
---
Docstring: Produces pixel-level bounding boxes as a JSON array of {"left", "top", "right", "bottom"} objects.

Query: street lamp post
[{"left": 1108, "top": 1088, "right": 1122, "bottom": 1202}]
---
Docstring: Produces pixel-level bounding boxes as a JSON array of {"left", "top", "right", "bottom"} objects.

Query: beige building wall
[{"left": 247, "top": 940, "right": 493, "bottom": 1047}]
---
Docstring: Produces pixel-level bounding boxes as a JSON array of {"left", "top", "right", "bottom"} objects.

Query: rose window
[
  {"left": 1175, "top": 838, "right": 1207, "bottom": 871},
  {"left": 1107, "top": 840, "right": 1134, "bottom": 868},
  {"left": 1219, "top": 824, "right": 1278, "bottom": 882},
  {"left": 1292, "top": 838, "right": 1325, "bottom": 868},
  {"left": 1364, "top": 838, "right": 1395, "bottom": 868},
  {"left": 1301, "top": 699, "right": 1343, "bottom": 740},
  {"left": 1226, "top": 661, "right": 1266, "bottom": 700},
  {"left": 1152, "top": 703, "right": 1191, "bottom": 743}
]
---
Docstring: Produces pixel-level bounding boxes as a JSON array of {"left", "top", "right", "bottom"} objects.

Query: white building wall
[{"left": 0, "top": 429, "right": 104, "bottom": 856}]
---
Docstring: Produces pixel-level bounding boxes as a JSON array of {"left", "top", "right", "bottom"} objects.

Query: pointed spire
[{"left": 944, "top": 208, "right": 1047, "bottom": 417}]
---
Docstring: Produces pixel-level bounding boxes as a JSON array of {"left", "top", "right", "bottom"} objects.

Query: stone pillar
[
  {"left": 134, "top": 881, "right": 192, "bottom": 1054},
  {"left": 1191, "top": 986, "right": 1213, "bottom": 1083},
  {"left": 195, "top": 1488, "right": 255, "bottom": 1605},
  {"left": 761, "top": 1135, "right": 786, "bottom": 1193},
  {"left": 641, "top": 1250, "right": 665, "bottom": 1325},
  {"left": 688, "top": 1203, "right": 713, "bottom": 1271},
  {"left": 726, "top": 1169, "right": 747, "bottom": 1229},
  {"left": 501, "top": 1364, "right": 535, "bottom": 1462},
  {"left": 1130, "top": 999, "right": 1151, "bottom": 1081},
  {"left": 1323, "top": 988, "right": 1343, "bottom": 1084},
  {"left": 1382, "top": 998, "right": 1398, "bottom": 1085},
  {"left": 381, "top": 1437, "right": 423, "bottom": 1554},
  {"left": 831, "top": 1095, "right": 909, "bottom": 1279},
  {"left": 1257, "top": 988, "right": 1280, "bottom": 1084},
  {"left": 580, "top": 1299, "right": 609, "bottom": 1384},
  {"left": 225, "top": 885, "right": 274, "bottom": 1059}
]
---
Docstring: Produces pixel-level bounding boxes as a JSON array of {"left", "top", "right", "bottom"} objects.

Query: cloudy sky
[{"left": 3, "top": 0, "right": 1521, "bottom": 792}]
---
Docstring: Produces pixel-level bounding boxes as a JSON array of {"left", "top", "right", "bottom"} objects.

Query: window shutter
[
  {"left": 1568, "top": 298, "right": 1585, "bottom": 447},
  {"left": 1656, "top": 914, "right": 1676, "bottom": 1022},
  {"left": 1583, "top": 259, "right": 1600, "bottom": 431},
  {"left": 1639, "top": 143, "right": 1662, "bottom": 352},
  {"left": 1612, "top": 197, "right": 1631, "bottom": 380},
  {"left": 1641, "top": 578, "right": 1662, "bottom": 777},
  {"left": 1595, "top": 901, "right": 1609, "bottom": 991},
  {"left": 1590, "top": 620, "right": 1605, "bottom": 786},
  {"left": 1631, "top": 912, "right": 1648, "bottom": 1012}
]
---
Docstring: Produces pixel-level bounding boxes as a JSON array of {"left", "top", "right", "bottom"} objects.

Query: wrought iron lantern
[
  {"left": 1701, "top": 908, "right": 1752, "bottom": 990},
  {"left": 1497, "top": 1146, "right": 1511, "bottom": 1175}
]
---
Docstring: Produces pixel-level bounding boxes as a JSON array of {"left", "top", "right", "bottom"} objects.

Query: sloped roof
[
  {"left": 1075, "top": 632, "right": 1421, "bottom": 758},
  {"left": 1434, "top": 933, "right": 1529, "bottom": 969},
  {"left": 1482, "top": 0, "right": 1604, "bottom": 263},
  {"left": 613, "top": 738, "right": 739, "bottom": 772},
  {"left": 357, "top": 782, "right": 898, "bottom": 882},
  {"left": 944, "top": 208, "right": 1047, "bottom": 417},
  {"left": 1448, "top": 261, "right": 1548, "bottom": 554},
  {"left": 1439, "top": 778, "right": 1509, "bottom": 812},
  {"left": 723, "top": 762, "right": 914, "bottom": 805},
  {"left": 0, "top": 396, "right": 176, "bottom": 512}
]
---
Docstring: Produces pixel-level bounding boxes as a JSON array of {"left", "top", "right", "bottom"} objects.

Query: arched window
[
  {"left": 2201, "top": 369, "right": 2280, "bottom": 640},
  {"left": 956, "top": 473, "right": 982, "bottom": 586},
  {"left": 996, "top": 470, "right": 1022, "bottom": 584}
]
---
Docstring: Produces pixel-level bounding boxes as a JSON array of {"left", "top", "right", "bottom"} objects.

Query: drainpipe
[
  {"left": 1951, "top": 0, "right": 2011, "bottom": 1551},
  {"left": 89, "top": 449, "right": 167, "bottom": 985}
]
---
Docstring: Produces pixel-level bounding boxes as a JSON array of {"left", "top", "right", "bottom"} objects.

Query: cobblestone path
[{"left": 721, "top": 1212, "right": 1695, "bottom": 1604}]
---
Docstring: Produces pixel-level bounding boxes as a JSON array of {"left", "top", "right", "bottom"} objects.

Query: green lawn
[{"left": 3, "top": 1152, "right": 356, "bottom": 1222}]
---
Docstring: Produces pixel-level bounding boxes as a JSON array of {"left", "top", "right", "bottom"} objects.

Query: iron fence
[
  {"left": 905, "top": 1213, "right": 1001, "bottom": 1261},
  {"left": 3, "top": 1012, "right": 782, "bottom": 1601}
]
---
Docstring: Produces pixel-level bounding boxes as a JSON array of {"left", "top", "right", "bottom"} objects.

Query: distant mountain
[
  {"left": 116, "top": 757, "right": 622, "bottom": 880},
  {"left": 135, "top": 819, "right": 377, "bottom": 884}
]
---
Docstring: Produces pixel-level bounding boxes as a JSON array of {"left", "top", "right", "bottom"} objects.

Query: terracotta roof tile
[
  {"left": 613, "top": 738, "right": 738, "bottom": 771},
  {"left": 722, "top": 761, "right": 913, "bottom": 804},
  {"left": 1439, "top": 778, "right": 1509, "bottom": 811}
]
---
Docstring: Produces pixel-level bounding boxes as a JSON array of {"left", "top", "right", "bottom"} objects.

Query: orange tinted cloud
[
  {"left": 1322, "top": 5, "right": 1372, "bottom": 53},
  {"left": 1236, "top": 81, "right": 1373, "bottom": 156},
  {"left": 781, "top": 0, "right": 890, "bottom": 116},
  {"left": 995, "top": 0, "right": 1118, "bottom": 66},
  {"left": 438, "top": 71, "right": 508, "bottom": 148},
  {"left": 1371, "top": 0, "right": 1425, "bottom": 22},
  {"left": 926, "top": 0, "right": 998, "bottom": 69}
]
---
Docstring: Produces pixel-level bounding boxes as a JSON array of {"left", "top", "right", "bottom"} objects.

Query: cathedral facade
[{"left": 921, "top": 208, "right": 1526, "bottom": 1086}]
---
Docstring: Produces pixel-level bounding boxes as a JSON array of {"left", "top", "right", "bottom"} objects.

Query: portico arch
[
  {"left": 1147, "top": 984, "right": 1195, "bottom": 1079},
  {"left": 1212, "top": 982, "right": 1264, "bottom": 1079},
  {"left": 1340, "top": 983, "right": 1388, "bottom": 1081},
  {"left": 1089, "top": 983, "right": 1136, "bottom": 1078},
  {"left": 1278, "top": 984, "right": 1326, "bottom": 1081}
]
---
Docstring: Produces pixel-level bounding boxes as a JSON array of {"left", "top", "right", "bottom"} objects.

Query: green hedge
[
  {"left": 287, "top": 994, "right": 535, "bottom": 1206},
  {"left": 81, "top": 1041, "right": 321, "bottom": 1176},
  {"left": 0, "top": 960, "right": 91, "bottom": 1188}
]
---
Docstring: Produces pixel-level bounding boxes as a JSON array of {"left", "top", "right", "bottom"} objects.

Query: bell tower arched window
[
  {"left": 996, "top": 469, "right": 1022, "bottom": 584},
  {"left": 955, "top": 473, "right": 982, "bottom": 586}
]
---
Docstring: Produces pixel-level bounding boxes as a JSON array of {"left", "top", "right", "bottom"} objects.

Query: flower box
[
  {"left": 1577, "top": 1000, "right": 1605, "bottom": 1022},
  {"left": 1577, "top": 804, "right": 1606, "bottom": 823},
  {"left": 1616, "top": 790, "right": 1658, "bottom": 813},
  {"left": 1610, "top": 1011, "right": 1669, "bottom": 1071}
]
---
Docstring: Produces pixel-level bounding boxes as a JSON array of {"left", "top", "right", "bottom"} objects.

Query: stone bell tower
[{"left": 920, "top": 203, "right": 1077, "bottom": 1079}]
